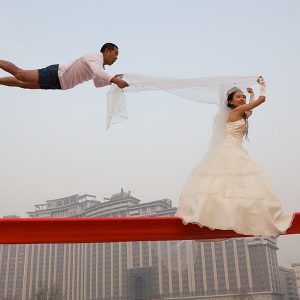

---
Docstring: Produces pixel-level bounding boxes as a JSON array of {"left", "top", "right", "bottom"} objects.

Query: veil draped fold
[
  {"left": 106, "top": 73, "right": 259, "bottom": 154},
  {"left": 106, "top": 74, "right": 258, "bottom": 128}
]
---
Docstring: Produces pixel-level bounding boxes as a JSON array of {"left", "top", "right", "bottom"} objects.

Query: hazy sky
[{"left": 0, "top": 0, "right": 299, "bottom": 266}]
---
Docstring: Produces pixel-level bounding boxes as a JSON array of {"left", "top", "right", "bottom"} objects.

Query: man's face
[{"left": 103, "top": 47, "right": 119, "bottom": 65}]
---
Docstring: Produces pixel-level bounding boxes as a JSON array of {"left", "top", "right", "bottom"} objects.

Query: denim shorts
[{"left": 38, "top": 64, "right": 62, "bottom": 90}]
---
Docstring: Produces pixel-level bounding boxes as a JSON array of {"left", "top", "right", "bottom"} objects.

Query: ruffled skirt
[{"left": 176, "top": 142, "right": 293, "bottom": 236}]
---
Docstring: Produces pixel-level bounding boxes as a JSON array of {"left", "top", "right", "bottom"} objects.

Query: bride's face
[{"left": 229, "top": 91, "right": 246, "bottom": 107}]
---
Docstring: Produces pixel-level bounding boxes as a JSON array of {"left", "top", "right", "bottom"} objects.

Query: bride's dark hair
[{"left": 227, "top": 90, "right": 249, "bottom": 141}]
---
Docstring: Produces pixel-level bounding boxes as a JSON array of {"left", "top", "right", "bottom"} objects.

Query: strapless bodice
[{"left": 225, "top": 119, "right": 247, "bottom": 145}]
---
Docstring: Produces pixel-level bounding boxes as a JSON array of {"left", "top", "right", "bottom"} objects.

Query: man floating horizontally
[{"left": 0, "top": 42, "right": 128, "bottom": 90}]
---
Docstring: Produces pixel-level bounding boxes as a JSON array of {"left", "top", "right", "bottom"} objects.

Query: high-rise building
[
  {"left": 0, "top": 190, "right": 292, "bottom": 300},
  {"left": 292, "top": 263, "right": 300, "bottom": 297},
  {"left": 279, "top": 266, "right": 299, "bottom": 300}
]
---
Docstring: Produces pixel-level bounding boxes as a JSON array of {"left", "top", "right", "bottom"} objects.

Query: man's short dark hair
[{"left": 100, "top": 43, "right": 118, "bottom": 53}]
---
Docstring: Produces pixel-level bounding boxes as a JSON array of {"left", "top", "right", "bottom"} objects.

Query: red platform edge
[{"left": 0, "top": 213, "right": 299, "bottom": 244}]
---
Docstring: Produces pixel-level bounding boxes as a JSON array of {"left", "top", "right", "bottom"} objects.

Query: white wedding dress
[{"left": 176, "top": 118, "right": 293, "bottom": 236}]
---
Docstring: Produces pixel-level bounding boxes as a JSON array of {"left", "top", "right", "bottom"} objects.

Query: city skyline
[
  {"left": 2, "top": 188, "right": 299, "bottom": 270},
  {"left": 1, "top": 190, "right": 298, "bottom": 300}
]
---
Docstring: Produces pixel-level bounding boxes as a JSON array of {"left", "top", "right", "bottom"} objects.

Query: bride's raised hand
[{"left": 246, "top": 87, "right": 253, "bottom": 94}]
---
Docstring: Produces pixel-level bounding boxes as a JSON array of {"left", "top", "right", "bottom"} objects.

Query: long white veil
[
  {"left": 106, "top": 74, "right": 259, "bottom": 154},
  {"left": 106, "top": 74, "right": 258, "bottom": 126}
]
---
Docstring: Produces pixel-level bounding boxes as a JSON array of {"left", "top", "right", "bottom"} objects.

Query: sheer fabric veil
[{"left": 106, "top": 74, "right": 259, "bottom": 155}]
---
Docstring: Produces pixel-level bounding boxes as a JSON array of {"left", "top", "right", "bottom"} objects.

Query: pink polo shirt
[{"left": 58, "top": 52, "right": 113, "bottom": 90}]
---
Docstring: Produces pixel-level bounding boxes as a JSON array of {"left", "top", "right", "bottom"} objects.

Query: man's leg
[
  {"left": 0, "top": 76, "right": 39, "bottom": 89},
  {"left": 0, "top": 59, "right": 39, "bottom": 83}
]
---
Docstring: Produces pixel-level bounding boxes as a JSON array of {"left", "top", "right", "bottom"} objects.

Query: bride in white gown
[{"left": 176, "top": 77, "right": 294, "bottom": 236}]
